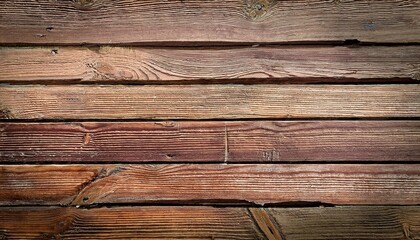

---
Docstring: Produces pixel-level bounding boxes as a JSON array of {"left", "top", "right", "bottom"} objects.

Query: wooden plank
[
  {"left": 0, "top": 122, "right": 226, "bottom": 162},
  {"left": 0, "top": 0, "right": 419, "bottom": 44},
  {"left": 0, "top": 206, "right": 264, "bottom": 239},
  {"left": 227, "top": 121, "right": 420, "bottom": 162},
  {"left": 267, "top": 206, "right": 420, "bottom": 240},
  {"left": 0, "top": 46, "right": 419, "bottom": 83},
  {"left": 1, "top": 121, "right": 420, "bottom": 162},
  {"left": 1, "top": 85, "right": 419, "bottom": 120},
  {"left": 0, "top": 207, "right": 419, "bottom": 240},
  {"left": 0, "top": 164, "right": 419, "bottom": 206}
]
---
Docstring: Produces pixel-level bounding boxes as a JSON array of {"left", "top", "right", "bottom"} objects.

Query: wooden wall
[{"left": 0, "top": 0, "right": 419, "bottom": 239}]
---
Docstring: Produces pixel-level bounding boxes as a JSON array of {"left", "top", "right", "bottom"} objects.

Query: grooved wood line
[
  {"left": 0, "top": 207, "right": 264, "bottom": 240},
  {"left": 1, "top": 164, "right": 419, "bottom": 206},
  {"left": 0, "top": 0, "right": 419, "bottom": 44},
  {"left": 1, "top": 121, "right": 420, "bottom": 162},
  {"left": 0, "top": 206, "right": 419, "bottom": 239},
  {"left": 1, "top": 85, "right": 419, "bottom": 120},
  {"left": 1, "top": 46, "right": 419, "bottom": 83}
]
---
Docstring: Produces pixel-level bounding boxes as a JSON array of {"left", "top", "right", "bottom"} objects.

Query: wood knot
[{"left": 244, "top": 0, "right": 276, "bottom": 21}]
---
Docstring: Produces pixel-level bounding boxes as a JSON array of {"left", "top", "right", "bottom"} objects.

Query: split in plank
[
  {"left": 1, "top": 121, "right": 420, "bottom": 162},
  {"left": 0, "top": 46, "right": 419, "bottom": 83},
  {"left": 0, "top": 164, "right": 419, "bottom": 206},
  {"left": 0, "top": 0, "right": 419, "bottom": 44},
  {"left": 1, "top": 85, "right": 419, "bottom": 119},
  {"left": 1, "top": 206, "right": 419, "bottom": 240}
]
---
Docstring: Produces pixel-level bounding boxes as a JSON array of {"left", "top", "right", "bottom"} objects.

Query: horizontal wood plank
[
  {"left": 1, "top": 206, "right": 419, "bottom": 240},
  {"left": 0, "top": 0, "right": 419, "bottom": 44},
  {"left": 267, "top": 206, "right": 420, "bottom": 240},
  {"left": 0, "top": 46, "right": 419, "bottom": 83},
  {"left": 0, "top": 164, "right": 419, "bottom": 206},
  {"left": 1, "top": 121, "right": 420, "bottom": 162},
  {"left": 1, "top": 85, "right": 419, "bottom": 119},
  {"left": 0, "top": 206, "right": 263, "bottom": 239}
]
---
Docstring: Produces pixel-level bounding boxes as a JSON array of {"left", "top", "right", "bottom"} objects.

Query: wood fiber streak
[
  {"left": 0, "top": 46, "right": 419, "bottom": 83},
  {"left": 1, "top": 121, "right": 420, "bottom": 162},
  {"left": 267, "top": 206, "right": 420, "bottom": 240},
  {"left": 0, "top": 164, "right": 419, "bottom": 206},
  {"left": 0, "top": 207, "right": 264, "bottom": 239},
  {"left": 0, "top": 0, "right": 419, "bottom": 44},
  {"left": 1, "top": 85, "right": 419, "bottom": 119}
]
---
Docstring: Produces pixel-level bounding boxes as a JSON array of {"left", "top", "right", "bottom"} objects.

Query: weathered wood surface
[
  {"left": 267, "top": 206, "right": 420, "bottom": 240},
  {"left": 1, "top": 121, "right": 420, "bottom": 162},
  {"left": 1, "top": 164, "right": 419, "bottom": 206},
  {"left": 0, "top": 206, "right": 419, "bottom": 239},
  {"left": 1, "top": 85, "right": 419, "bottom": 120},
  {"left": 0, "top": 206, "right": 264, "bottom": 240},
  {"left": 1, "top": 46, "right": 419, "bottom": 83},
  {"left": 0, "top": 0, "right": 419, "bottom": 44}
]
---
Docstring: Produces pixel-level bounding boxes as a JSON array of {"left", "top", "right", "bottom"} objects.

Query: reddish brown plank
[
  {"left": 0, "top": 46, "right": 419, "bottom": 83},
  {"left": 0, "top": 122, "right": 226, "bottom": 162},
  {"left": 1, "top": 121, "right": 419, "bottom": 162},
  {"left": 1, "top": 85, "right": 419, "bottom": 120},
  {"left": 0, "top": 0, "right": 419, "bottom": 44},
  {"left": 227, "top": 121, "right": 420, "bottom": 162},
  {"left": 0, "top": 164, "right": 419, "bottom": 206},
  {"left": 0, "top": 206, "right": 264, "bottom": 239},
  {"left": 0, "top": 206, "right": 419, "bottom": 240}
]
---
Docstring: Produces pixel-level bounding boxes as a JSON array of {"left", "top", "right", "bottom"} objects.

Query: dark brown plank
[
  {"left": 1, "top": 46, "right": 419, "bottom": 83},
  {"left": 0, "top": 0, "right": 419, "bottom": 44},
  {"left": 0, "top": 164, "right": 419, "bottom": 206},
  {"left": 1, "top": 85, "right": 419, "bottom": 120},
  {"left": 1, "top": 121, "right": 419, "bottom": 162},
  {"left": 0, "top": 206, "right": 264, "bottom": 239},
  {"left": 267, "top": 206, "right": 420, "bottom": 240}
]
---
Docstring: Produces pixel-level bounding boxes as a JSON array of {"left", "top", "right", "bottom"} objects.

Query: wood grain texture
[
  {"left": 1, "top": 85, "right": 419, "bottom": 120},
  {"left": 0, "top": 0, "right": 419, "bottom": 44},
  {"left": 0, "top": 206, "right": 419, "bottom": 240},
  {"left": 0, "top": 46, "right": 419, "bottom": 83},
  {"left": 0, "top": 206, "right": 264, "bottom": 239},
  {"left": 1, "top": 121, "right": 420, "bottom": 162},
  {"left": 0, "top": 164, "right": 419, "bottom": 206},
  {"left": 267, "top": 206, "right": 420, "bottom": 240}
]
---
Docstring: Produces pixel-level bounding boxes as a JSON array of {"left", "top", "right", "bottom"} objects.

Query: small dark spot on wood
[
  {"left": 255, "top": 2, "right": 263, "bottom": 10},
  {"left": 165, "top": 153, "right": 175, "bottom": 159},
  {"left": 82, "top": 196, "right": 89, "bottom": 202},
  {"left": 51, "top": 49, "right": 58, "bottom": 55},
  {"left": 244, "top": 0, "right": 275, "bottom": 20},
  {"left": 46, "top": 26, "right": 54, "bottom": 32}
]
